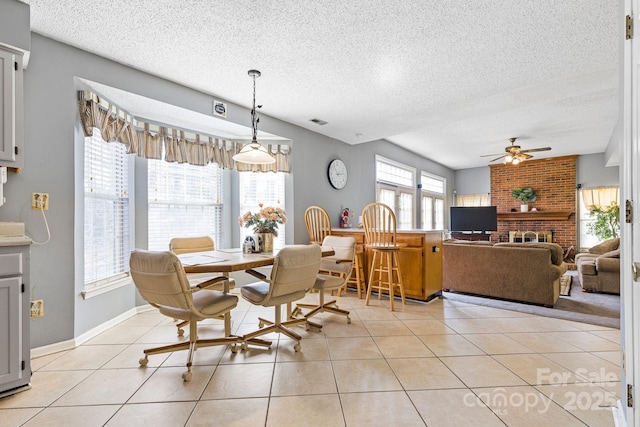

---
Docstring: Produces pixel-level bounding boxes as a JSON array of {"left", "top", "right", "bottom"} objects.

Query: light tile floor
[{"left": 0, "top": 290, "right": 621, "bottom": 426}]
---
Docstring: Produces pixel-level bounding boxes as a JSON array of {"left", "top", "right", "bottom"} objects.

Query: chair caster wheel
[
  {"left": 177, "top": 328, "right": 184, "bottom": 336},
  {"left": 293, "top": 343, "right": 301, "bottom": 352},
  {"left": 346, "top": 317, "right": 351, "bottom": 324},
  {"left": 139, "top": 357, "right": 149, "bottom": 366},
  {"left": 231, "top": 344, "right": 238, "bottom": 353},
  {"left": 304, "top": 323, "right": 310, "bottom": 331},
  {"left": 241, "top": 342, "right": 248, "bottom": 351},
  {"left": 182, "top": 371, "right": 192, "bottom": 382},
  {"left": 258, "top": 321, "right": 264, "bottom": 328}
]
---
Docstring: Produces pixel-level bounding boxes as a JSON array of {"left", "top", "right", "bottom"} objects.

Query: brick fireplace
[{"left": 490, "top": 155, "right": 576, "bottom": 252}]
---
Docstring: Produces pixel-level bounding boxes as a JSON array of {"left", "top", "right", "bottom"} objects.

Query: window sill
[{"left": 81, "top": 275, "right": 131, "bottom": 300}]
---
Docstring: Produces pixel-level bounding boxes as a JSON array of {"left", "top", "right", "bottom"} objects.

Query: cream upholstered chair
[
  {"left": 305, "top": 205, "right": 332, "bottom": 244},
  {"left": 169, "top": 236, "right": 235, "bottom": 336},
  {"left": 361, "top": 202, "right": 407, "bottom": 311},
  {"left": 294, "top": 235, "right": 356, "bottom": 325},
  {"left": 241, "top": 244, "right": 321, "bottom": 352},
  {"left": 169, "top": 236, "right": 236, "bottom": 290},
  {"left": 129, "top": 250, "right": 241, "bottom": 381}
]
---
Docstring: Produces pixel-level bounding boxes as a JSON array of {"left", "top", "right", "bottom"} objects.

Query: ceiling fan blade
[
  {"left": 480, "top": 153, "right": 504, "bottom": 157},
  {"left": 489, "top": 154, "right": 507, "bottom": 162},
  {"left": 520, "top": 147, "right": 551, "bottom": 153},
  {"left": 522, "top": 153, "right": 534, "bottom": 159}
]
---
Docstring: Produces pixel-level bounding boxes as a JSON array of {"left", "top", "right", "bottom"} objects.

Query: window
[
  {"left": 455, "top": 193, "right": 490, "bottom": 207},
  {"left": 83, "top": 130, "right": 131, "bottom": 296},
  {"left": 148, "top": 159, "right": 223, "bottom": 251},
  {"left": 421, "top": 172, "right": 446, "bottom": 230},
  {"left": 239, "top": 172, "right": 286, "bottom": 250},
  {"left": 375, "top": 156, "right": 415, "bottom": 229},
  {"left": 579, "top": 186, "right": 619, "bottom": 249}
]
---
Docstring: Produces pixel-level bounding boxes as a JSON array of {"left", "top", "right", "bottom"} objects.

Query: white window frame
[
  {"left": 82, "top": 130, "right": 133, "bottom": 299},
  {"left": 239, "top": 172, "right": 287, "bottom": 250},
  {"left": 375, "top": 155, "right": 416, "bottom": 230},
  {"left": 420, "top": 171, "right": 446, "bottom": 230},
  {"left": 578, "top": 186, "right": 620, "bottom": 250},
  {"left": 147, "top": 159, "right": 224, "bottom": 251}
]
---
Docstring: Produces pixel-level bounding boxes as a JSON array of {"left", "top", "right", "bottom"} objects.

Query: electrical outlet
[
  {"left": 30, "top": 300, "right": 44, "bottom": 318},
  {"left": 31, "top": 192, "right": 49, "bottom": 210}
]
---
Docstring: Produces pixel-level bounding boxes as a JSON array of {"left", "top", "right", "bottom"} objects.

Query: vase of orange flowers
[{"left": 238, "top": 204, "right": 287, "bottom": 252}]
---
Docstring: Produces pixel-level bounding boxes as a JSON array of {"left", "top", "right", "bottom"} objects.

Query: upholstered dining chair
[
  {"left": 169, "top": 236, "right": 235, "bottom": 336},
  {"left": 293, "top": 235, "right": 356, "bottom": 325},
  {"left": 240, "top": 244, "right": 321, "bottom": 352},
  {"left": 361, "top": 202, "right": 407, "bottom": 311},
  {"left": 129, "top": 249, "right": 241, "bottom": 381},
  {"left": 304, "top": 205, "right": 332, "bottom": 244}
]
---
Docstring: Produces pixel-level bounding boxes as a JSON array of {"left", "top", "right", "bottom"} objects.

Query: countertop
[{"left": 0, "top": 236, "right": 32, "bottom": 246}]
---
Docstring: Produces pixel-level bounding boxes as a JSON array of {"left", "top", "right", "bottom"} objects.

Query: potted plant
[
  {"left": 512, "top": 187, "right": 537, "bottom": 212},
  {"left": 587, "top": 201, "right": 620, "bottom": 240}
]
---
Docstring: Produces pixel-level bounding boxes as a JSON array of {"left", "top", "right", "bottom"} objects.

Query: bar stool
[
  {"left": 345, "top": 250, "right": 366, "bottom": 298},
  {"left": 361, "top": 202, "right": 407, "bottom": 311},
  {"left": 304, "top": 205, "right": 332, "bottom": 244}
]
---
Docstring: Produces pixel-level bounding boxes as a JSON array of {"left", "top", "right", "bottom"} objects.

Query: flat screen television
[{"left": 449, "top": 206, "right": 498, "bottom": 232}]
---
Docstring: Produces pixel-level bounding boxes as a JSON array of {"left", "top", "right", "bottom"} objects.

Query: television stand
[{"left": 451, "top": 232, "right": 492, "bottom": 241}]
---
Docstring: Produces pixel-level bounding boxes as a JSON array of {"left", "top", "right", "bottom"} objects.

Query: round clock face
[{"left": 328, "top": 159, "right": 348, "bottom": 189}]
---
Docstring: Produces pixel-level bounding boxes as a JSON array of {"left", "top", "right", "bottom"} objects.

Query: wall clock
[{"left": 328, "top": 159, "right": 348, "bottom": 189}]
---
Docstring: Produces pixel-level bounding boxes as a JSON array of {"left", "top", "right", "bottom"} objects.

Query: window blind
[
  {"left": 239, "top": 172, "right": 286, "bottom": 250},
  {"left": 148, "top": 159, "right": 223, "bottom": 251},
  {"left": 84, "top": 131, "right": 130, "bottom": 287}
]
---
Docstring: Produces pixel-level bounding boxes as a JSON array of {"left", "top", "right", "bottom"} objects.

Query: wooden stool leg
[
  {"left": 393, "top": 251, "right": 406, "bottom": 306},
  {"left": 355, "top": 252, "right": 364, "bottom": 299},
  {"left": 365, "top": 251, "right": 378, "bottom": 306},
  {"left": 386, "top": 251, "right": 395, "bottom": 311}
]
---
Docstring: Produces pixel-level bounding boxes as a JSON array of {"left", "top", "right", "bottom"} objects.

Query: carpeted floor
[{"left": 443, "top": 271, "right": 620, "bottom": 328}]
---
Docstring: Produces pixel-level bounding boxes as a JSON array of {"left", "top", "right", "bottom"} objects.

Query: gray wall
[
  {"left": 3, "top": 32, "right": 454, "bottom": 349},
  {"left": 453, "top": 167, "right": 491, "bottom": 195},
  {"left": 577, "top": 152, "right": 619, "bottom": 188}
]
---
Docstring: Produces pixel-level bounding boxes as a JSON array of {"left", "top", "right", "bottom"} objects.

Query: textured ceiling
[{"left": 20, "top": 0, "right": 619, "bottom": 170}]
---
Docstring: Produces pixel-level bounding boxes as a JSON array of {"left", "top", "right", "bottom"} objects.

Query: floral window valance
[
  {"left": 580, "top": 186, "right": 619, "bottom": 211},
  {"left": 77, "top": 90, "right": 290, "bottom": 172}
]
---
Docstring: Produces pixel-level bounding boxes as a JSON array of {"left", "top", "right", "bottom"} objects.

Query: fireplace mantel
[{"left": 497, "top": 211, "right": 574, "bottom": 221}]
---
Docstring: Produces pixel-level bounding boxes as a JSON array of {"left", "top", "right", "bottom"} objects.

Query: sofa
[
  {"left": 575, "top": 238, "right": 620, "bottom": 294},
  {"left": 443, "top": 240, "right": 568, "bottom": 307}
]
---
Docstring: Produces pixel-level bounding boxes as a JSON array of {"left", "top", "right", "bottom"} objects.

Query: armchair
[{"left": 575, "top": 238, "right": 620, "bottom": 294}]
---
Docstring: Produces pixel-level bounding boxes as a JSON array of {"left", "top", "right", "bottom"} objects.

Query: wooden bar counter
[{"left": 331, "top": 228, "right": 443, "bottom": 301}]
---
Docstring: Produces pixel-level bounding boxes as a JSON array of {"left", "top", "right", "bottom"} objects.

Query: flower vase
[
  {"left": 258, "top": 232, "right": 274, "bottom": 253},
  {"left": 520, "top": 204, "right": 529, "bottom": 212}
]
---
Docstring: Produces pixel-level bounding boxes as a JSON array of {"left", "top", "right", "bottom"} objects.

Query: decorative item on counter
[
  {"left": 238, "top": 203, "right": 287, "bottom": 252},
  {"left": 340, "top": 208, "right": 353, "bottom": 228}
]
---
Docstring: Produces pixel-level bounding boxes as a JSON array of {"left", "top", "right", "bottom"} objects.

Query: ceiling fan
[{"left": 481, "top": 137, "right": 551, "bottom": 164}]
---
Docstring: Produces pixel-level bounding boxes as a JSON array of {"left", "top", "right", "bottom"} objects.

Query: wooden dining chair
[{"left": 361, "top": 202, "right": 407, "bottom": 311}]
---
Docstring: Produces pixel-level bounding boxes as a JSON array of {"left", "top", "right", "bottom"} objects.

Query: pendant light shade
[{"left": 233, "top": 70, "right": 276, "bottom": 165}]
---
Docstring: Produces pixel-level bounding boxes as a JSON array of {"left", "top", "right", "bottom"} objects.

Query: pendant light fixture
[{"left": 232, "top": 69, "right": 276, "bottom": 165}]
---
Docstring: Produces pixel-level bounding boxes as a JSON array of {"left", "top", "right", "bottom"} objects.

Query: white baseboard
[{"left": 30, "top": 305, "right": 154, "bottom": 359}]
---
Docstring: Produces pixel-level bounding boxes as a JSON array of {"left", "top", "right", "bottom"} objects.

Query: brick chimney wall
[{"left": 490, "top": 155, "right": 577, "bottom": 251}]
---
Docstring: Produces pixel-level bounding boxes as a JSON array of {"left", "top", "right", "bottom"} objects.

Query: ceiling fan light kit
[
  {"left": 482, "top": 137, "right": 551, "bottom": 165},
  {"left": 232, "top": 69, "right": 276, "bottom": 165}
]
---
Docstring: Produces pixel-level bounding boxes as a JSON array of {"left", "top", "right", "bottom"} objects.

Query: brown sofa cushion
[
  {"left": 589, "top": 238, "right": 620, "bottom": 254},
  {"left": 494, "top": 242, "right": 564, "bottom": 266},
  {"left": 579, "top": 260, "right": 597, "bottom": 275},
  {"left": 601, "top": 249, "right": 620, "bottom": 258}
]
